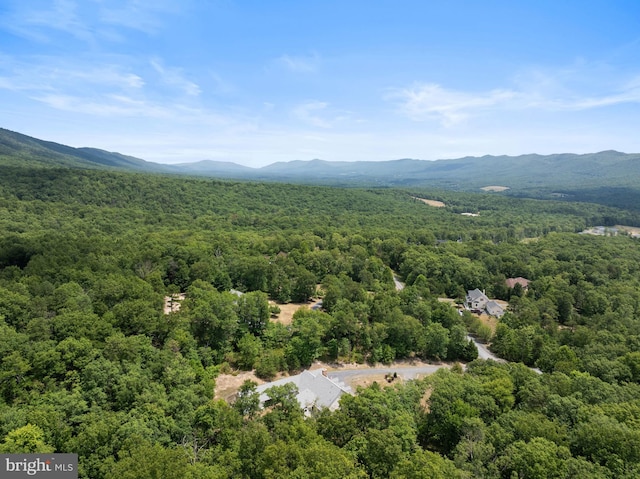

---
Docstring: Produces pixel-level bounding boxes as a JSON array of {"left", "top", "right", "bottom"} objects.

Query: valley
[{"left": 1, "top": 132, "right": 640, "bottom": 478}]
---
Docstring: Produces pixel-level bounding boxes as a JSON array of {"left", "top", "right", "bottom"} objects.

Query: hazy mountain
[
  {"left": 3, "top": 127, "right": 640, "bottom": 193},
  {"left": 243, "top": 151, "right": 640, "bottom": 190},
  {"left": 170, "top": 159, "right": 256, "bottom": 177}
]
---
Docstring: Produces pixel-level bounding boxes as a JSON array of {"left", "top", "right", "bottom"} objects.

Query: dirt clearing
[
  {"left": 616, "top": 225, "right": 640, "bottom": 237},
  {"left": 214, "top": 371, "right": 265, "bottom": 401},
  {"left": 413, "top": 197, "right": 446, "bottom": 207},
  {"left": 270, "top": 299, "right": 322, "bottom": 325},
  {"left": 477, "top": 312, "right": 499, "bottom": 334},
  {"left": 420, "top": 387, "right": 433, "bottom": 412},
  {"left": 215, "top": 359, "right": 446, "bottom": 402},
  {"left": 320, "top": 359, "right": 448, "bottom": 389},
  {"left": 481, "top": 186, "right": 510, "bottom": 192}
]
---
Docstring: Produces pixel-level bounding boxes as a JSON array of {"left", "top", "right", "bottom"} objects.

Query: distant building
[
  {"left": 485, "top": 300, "right": 505, "bottom": 318},
  {"left": 256, "top": 369, "right": 352, "bottom": 415},
  {"left": 579, "top": 226, "right": 619, "bottom": 236},
  {"left": 466, "top": 289, "right": 489, "bottom": 310},
  {"left": 505, "top": 277, "right": 529, "bottom": 290},
  {"left": 466, "top": 289, "right": 505, "bottom": 317}
]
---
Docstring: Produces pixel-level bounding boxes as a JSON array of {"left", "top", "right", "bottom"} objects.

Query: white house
[
  {"left": 466, "top": 289, "right": 489, "bottom": 310},
  {"left": 256, "top": 369, "right": 352, "bottom": 415},
  {"left": 466, "top": 289, "right": 505, "bottom": 317},
  {"left": 485, "top": 300, "right": 504, "bottom": 318}
]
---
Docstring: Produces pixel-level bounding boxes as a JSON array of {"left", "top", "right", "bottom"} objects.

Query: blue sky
[{"left": 1, "top": 0, "right": 640, "bottom": 167}]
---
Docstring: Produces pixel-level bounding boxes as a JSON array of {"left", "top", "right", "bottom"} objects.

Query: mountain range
[{"left": 2, "top": 127, "right": 640, "bottom": 193}]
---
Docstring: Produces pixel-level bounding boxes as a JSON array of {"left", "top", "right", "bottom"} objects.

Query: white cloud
[
  {"left": 290, "top": 100, "right": 355, "bottom": 129},
  {"left": 0, "top": 53, "right": 215, "bottom": 124},
  {"left": 0, "top": 0, "right": 184, "bottom": 45},
  {"left": 511, "top": 67, "right": 640, "bottom": 111},
  {"left": 33, "top": 93, "right": 168, "bottom": 118},
  {"left": 0, "top": 53, "right": 204, "bottom": 106},
  {"left": 0, "top": 55, "right": 144, "bottom": 93},
  {"left": 150, "top": 58, "right": 201, "bottom": 96},
  {"left": 1, "top": 0, "right": 96, "bottom": 42},
  {"left": 292, "top": 101, "right": 332, "bottom": 128},
  {"left": 96, "top": 0, "right": 186, "bottom": 34},
  {"left": 69, "top": 67, "right": 145, "bottom": 89},
  {"left": 391, "top": 71, "right": 640, "bottom": 126},
  {"left": 390, "top": 83, "right": 517, "bottom": 126},
  {"left": 554, "top": 78, "right": 640, "bottom": 110}
]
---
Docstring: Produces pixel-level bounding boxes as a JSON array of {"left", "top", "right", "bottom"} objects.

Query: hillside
[
  {"left": 2, "top": 164, "right": 640, "bottom": 478},
  {"left": 3, "top": 127, "right": 640, "bottom": 210},
  {"left": 0, "top": 127, "right": 169, "bottom": 172}
]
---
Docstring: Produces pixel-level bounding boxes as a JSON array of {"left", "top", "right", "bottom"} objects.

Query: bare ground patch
[
  {"left": 335, "top": 366, "right": 446, "bottom": 390},
  {"left": 319, "top": 359, "right": 447, "bottom": 389},
  {"left": 477, "top": 312, "right": 499, "bottom": 334},
  {"left": 270, "top": 299, "right": 322, "bottom": 325},
  {"left": 347, "top": 375, "right": 405, "bottom": 390},
  {"left": 214, "top": 371, "right": 265, "bottom": 401},
  {"left": 216, "top": 359, "right": 448, "bottom": 403},
  {"left": 413, "top": 197, "right": 446, "bottom": 207},
  {"left": 420, "top": 387, "right": 433, "bottom": 413},
  {"left": 481, "top": 186, "right": 510, "bottom": 192},
  {"left": 437, "top": 298, "right": 457, "bottom": 305},
  {"left": 616, "top": 225, "right": 640, "bottom": 237}
]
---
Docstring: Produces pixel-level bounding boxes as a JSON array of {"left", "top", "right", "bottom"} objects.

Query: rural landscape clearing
[{"left": 3, "top": 1, "right": 640, "bottom": 478}]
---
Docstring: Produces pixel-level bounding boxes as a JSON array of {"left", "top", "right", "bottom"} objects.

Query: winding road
[
  {"left": 322, "top": 277, "right": 509, "bottom": 387},
  {"left": 393, "top": 275, "right": 503, "bottom": 362},
  {"left": 467, "top": 335, "right": 504, "bottom": 362},
  {"left": 327, "top": 364, "right": 449, "bottom": 385}
]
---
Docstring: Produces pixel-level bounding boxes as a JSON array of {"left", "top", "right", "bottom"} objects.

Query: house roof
[
  {"left": 486, "top": 300, "right": 503, "bottom": 311},
  {"left": 467, "top": 288, "right": 488, "bottom": 301},
  {"left": 256, "top": 369, "right": 352, "bottom": 412}
]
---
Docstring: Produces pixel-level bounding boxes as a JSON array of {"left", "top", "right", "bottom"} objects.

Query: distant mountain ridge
[
  {"left": 171, "top": 159, "right": 256, "bottom": 175},
  {"left": 2, "top": 127, "right": 640, "bottom": 191}
]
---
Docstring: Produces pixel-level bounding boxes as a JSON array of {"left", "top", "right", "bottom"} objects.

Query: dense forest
[
  {"left": 2, "top": 166, "right": 640, "bottom": 478},
  {"left": 4, "top": 128, "right": 640, "bottom": 213}
]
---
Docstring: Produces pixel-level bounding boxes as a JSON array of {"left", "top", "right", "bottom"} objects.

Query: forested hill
[
  {"left": 0, "top": 128, "right": 169, "bottom": 172},
  {"left": 3, "top": 127, "right": 640, "bottom": 195},
  {"left": 2, "top": 164, "right": 640, "bottom": 477},
  {"left": 236, "top": 151, "right": 640, "bottom": 191}
]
